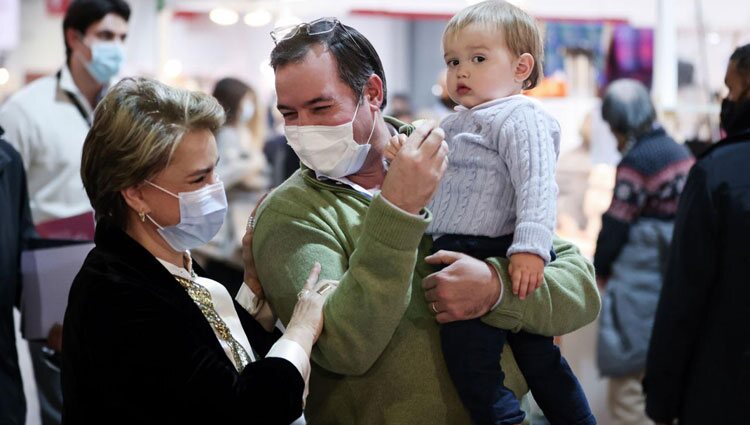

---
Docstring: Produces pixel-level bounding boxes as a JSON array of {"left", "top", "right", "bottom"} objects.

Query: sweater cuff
[
  {"left": 363, "top": 193, "right": 431, "bottom": 250},
  {"left": 481, "top": 257, "right": 524, "bottom": 332},
  {"left": 507, "top": 222, "right": 553, "bottom": 264},
  {"left": 236, "top": 285, "right": 277, "bottom": 332},
  {"left": 379, "top": 191, "right": 427, "bottom": 219}
]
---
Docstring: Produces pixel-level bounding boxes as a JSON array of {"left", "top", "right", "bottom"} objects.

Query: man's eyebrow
[
  {"left": 304, "top": 96, "right": 335, "bottom": 107},
  {"left": 277, "top": 96, "right": 335, "bottom": 111}
]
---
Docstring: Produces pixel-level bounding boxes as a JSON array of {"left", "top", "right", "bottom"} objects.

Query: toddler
[{"left": 387, "top": 1, "right": 594, "bottom": 424}]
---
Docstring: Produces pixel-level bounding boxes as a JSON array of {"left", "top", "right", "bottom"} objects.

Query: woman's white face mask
[
  {"left": 284, "top": 100, "right": 377, "bottom": 178},
  {"left": 144, "top": 180, "right": 228, "bottom": 252}
]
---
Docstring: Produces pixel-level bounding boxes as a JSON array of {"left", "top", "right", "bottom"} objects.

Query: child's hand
[
  {"left": 384, "top": 133, "right": 407, "bottom": 163},
  {"left": 508, "top": 253, "right": 545, "bottom": 300}
]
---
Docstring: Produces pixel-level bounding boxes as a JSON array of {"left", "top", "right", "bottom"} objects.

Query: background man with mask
[
  {"left": 644, "top": 43, "right": 750, "bottom": 425},
  {"left": 244, "top": 18, "right": 600, "bottom": 424},
  {"left": 0, "top": 1, "right": 130, "bottom": 423}
]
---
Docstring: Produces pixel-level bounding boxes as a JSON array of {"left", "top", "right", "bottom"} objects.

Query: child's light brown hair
[{"left": 443, "top": 0, "right": 544, "bottom": 90}]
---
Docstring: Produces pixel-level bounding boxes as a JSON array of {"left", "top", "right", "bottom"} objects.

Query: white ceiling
[{"left": 167, "top": 0, "right": 750, "bottom": 31}]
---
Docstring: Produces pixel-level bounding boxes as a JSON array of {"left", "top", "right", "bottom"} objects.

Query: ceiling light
[
  {"left": 245, "top": 9, "right": 272, "bottom": 27},
  {"left": 210, "top": 7, "right": 239, "bottom": 26},
  {"left": 707, "top": 32, "right": 721, "bottom": 45},
  {"left": 0, "top": 68, "right": 9, "bottom": 86}
]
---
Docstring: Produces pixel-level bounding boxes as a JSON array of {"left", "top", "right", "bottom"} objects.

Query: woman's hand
[
  {"left": 285, "top": 263, "right": 335, "bottom": 345},
  {"left": 241, "top": 225, "right": 264, "bottom": 299},
  {"left": 283, "top": 264, "right": 336, "bottom": 355}
]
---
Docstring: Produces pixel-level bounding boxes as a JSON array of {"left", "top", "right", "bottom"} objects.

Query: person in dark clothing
[
  {"left": 0, "top": 2, "right": 132, "bottom": 422},
  {"left": 62, "top": 77, "right": 328, "bottom": 425},
  {"left": 644, "top": 43, "right": 750, "bottom": 425},
  {"left": 593, "top": 79, "right": 694, "bottom": 425},
  {"left": 263, "top": 134, "right": 300, "bottom": 187},
  {"left": 0, "top": 127, "right": 35, "bottom": 425}
]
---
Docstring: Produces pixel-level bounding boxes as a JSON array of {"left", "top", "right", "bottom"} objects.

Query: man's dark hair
[
  {"left": 63, "top": 0, "right": 131, "bottom": 62},
  {"left": 730, "top": 44, "right": 750, "bottom": 84},
  {"left": 270, "top": 22, "right": 388, "bottom": 110}
]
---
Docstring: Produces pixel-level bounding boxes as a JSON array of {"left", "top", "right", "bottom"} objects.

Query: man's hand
[
  {"left": 242, "top": 228, "right": 263, "bottom": 299},
  {"left": 422, "top": 250, "right": 501, "bottom": 323},
  {"left": 242, "top": 193, "right": 270, "bottom": 299},
  {"left": 381, "top": 120, "right": 448, "bottom": 214},
  {"left": 508, "top": 252, "right": 545, "bottom": 300}
]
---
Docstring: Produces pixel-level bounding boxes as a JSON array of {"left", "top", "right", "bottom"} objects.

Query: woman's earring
[{"left": 139, "top": 211, "right": 146, "bottom": 222}]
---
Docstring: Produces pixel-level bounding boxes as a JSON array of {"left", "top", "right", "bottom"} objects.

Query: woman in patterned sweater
[{"left": 594, "top": 79, "right": 694, "bottom": 425}]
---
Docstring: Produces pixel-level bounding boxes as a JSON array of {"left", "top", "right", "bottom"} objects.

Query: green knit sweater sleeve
[
  {"left": 253, "top": 191, "right": 429, "bottom": 376},
  {"left": 482, "top": 237, "right": 601, "bottom": 335}
]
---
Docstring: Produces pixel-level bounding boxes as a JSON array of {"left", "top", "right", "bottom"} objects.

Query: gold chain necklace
[{"left": 172, "top": 274, "right": 252, "bottom": 372}]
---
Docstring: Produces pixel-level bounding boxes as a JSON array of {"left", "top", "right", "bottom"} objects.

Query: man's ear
[
  {"left": 514, "top": 53, "right": 535, "bottom": 87},
  {"left": 120, "top": 184, "right": 150, "bottom": 217},
  {"left": 65, "top": 28, "right": 86, "bottom": 57},
  {"left": 363, "top": 74, "right": 384, "bottom": 111}
]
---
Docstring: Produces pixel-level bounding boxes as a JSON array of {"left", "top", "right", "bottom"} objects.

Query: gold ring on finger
[{"left": 297, "top": 289, "right": 311, "bottom": 300}]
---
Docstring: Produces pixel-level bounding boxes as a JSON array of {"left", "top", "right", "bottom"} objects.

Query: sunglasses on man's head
[{"left": 270, "top": 17, "right": 340, "bottom": 44}]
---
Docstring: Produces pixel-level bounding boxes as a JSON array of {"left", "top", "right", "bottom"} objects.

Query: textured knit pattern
[
  {"left": 251, "top": 167, "right": 601, "bottom": 425},
  {"left": 594, "top": 128, "right": 694, "bottom": 277},
  {"left": 605, "top": 128, "right": 694, "bottom": 222},
  {"left": 428, "top": 95, "right": 561, "bottom": 262}
]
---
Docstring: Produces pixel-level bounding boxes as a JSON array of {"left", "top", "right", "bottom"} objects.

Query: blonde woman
[{"left": 62, "top": 78, "right": 327, "bottom": 424}]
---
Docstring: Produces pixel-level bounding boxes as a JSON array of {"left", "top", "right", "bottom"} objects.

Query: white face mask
[
  {"left": 144, "top": 180, "right": 228, "bottom": 252},
  {"left": 284, "top": 101, "right": 377, "bottom": 178},
  {"left": 240, "top": 99, "right": 255, "bottom": 123},
  {"left": 77, "top": 37, "right": 126, "bottom": 84}
]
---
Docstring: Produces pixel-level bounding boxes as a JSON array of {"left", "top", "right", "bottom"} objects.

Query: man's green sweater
[{"left": 253, "top": 168, "right": 600, "bottom": 424}]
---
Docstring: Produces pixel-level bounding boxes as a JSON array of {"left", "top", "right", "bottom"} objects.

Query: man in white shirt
[
  {"left": 0, "top": 1, "right": 130, "bottom": 423},
  {"left": 0, "top": 0, "right": 130, "bottom": 225}
]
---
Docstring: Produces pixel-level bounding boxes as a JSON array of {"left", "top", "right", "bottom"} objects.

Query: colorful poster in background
[
  {"left": 45, "top": 0, "right": 71, "bottom": 15},
  {"left": 0, "top": 0, "right": 19, "bottom": 50}
]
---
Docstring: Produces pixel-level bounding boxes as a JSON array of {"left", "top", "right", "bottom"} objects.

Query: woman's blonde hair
[
  {"left": 443, "top": 0, "right": 545, "bottom": 90},
  {"left": 81, "top": 77, "right": 225, "bottom": 228}
]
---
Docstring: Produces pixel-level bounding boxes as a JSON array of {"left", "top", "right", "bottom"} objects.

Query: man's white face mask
[{"left": 284, "top": 100, "right": 377, "bottom": 178}]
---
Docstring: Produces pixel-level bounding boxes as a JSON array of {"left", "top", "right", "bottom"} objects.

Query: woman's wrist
[{"left": 282, "top": 324, "right": 315, "bottom": 356}]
